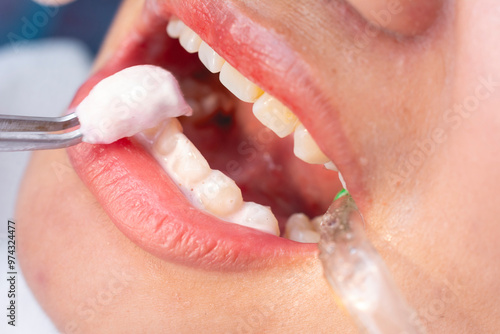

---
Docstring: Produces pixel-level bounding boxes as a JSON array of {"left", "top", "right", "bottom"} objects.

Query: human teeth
[
  {"left": 166, "top": 18, "right": 186, "bottom": 39},
  {"left": 252, "top": 93, "right": 298, "bottom": 138},
  {"left": 198, "top": 41, "right": 225, "bottom": 73},
  {"left": 152, "top": 120, "right": 212, "bottom": 186},
  {"left": 153, "top": 118, "right": 184, "bottom": 155},
  {"left": 179, "top": 26, "right": 202, "bottom": 53},
  {"left": 141, "top": 121, "right": 280, "bottom": 235},
  {"left": 192, "top": 170, "right": 244, "bottom": 217},
  {"left": 339, "top": 173, "right": 348, "bottom": 190},
  {"left": 227, "top": 202, "right": 280, "bottom": 236},
  {"left": 285, "top": 213, "right": 320, "bottom": 243},
  {"left": 168, "top": 139, "right": 212, "bottom": 185},
  {"left": 293, "top": 123, "right": 330, "bottom": 164},
  {"left": 311, "top": 215, "right": 323, "bottom": 232},
  {"left": 200, "top": 94, "right": 220, "bottom": 114},
  {"left": 219, "top": 62, "right": 264, "bottom": 103},
  {"left": 159, "top": 17, "right": 347, "bottom": 238},
  {"left": 324, "top": 161, "right": 338, "bottom": 171}
]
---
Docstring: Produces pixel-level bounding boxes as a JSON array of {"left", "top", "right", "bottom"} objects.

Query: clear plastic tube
[{"left": 318, "top": 193, "right": 425, "bottom": 334}]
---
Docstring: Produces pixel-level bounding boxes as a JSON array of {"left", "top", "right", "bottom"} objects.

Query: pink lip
[{"left": 67, "top": 0, "right": 365, "bottom": 270}]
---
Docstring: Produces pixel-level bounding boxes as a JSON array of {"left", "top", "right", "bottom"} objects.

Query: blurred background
[{"left": 0, "top": 0, "right": 121, "bottom": 332}]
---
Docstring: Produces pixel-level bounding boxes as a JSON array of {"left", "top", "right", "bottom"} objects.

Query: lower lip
[{"left": 67, "top": 9, "right": 317, "bottom": 271}]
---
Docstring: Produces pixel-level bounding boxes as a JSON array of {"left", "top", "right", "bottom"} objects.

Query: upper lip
[{"left": 67, "top": 0, "right": 366, "bottom": 270}]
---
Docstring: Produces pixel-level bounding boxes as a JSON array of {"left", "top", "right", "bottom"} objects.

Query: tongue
[{"left": 75, "top": 65, "right": 192, "bottom": 144}]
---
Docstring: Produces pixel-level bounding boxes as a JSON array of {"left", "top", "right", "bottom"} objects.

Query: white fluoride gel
[{"left": 75, "top": 65, "right": 192, "bottom": 144}]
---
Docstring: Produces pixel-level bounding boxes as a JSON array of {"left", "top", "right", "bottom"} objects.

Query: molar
[
  {"left": 227, "top": 202, "right": 280, "bottom": 236},
  {"left": 192, "top": 170, "right": 244, "bottom": 217},
  {"left": 284, "top": 213, "right": 320, "bottom": 243},
  {"left": 153, "top": 118, "right": 184, "bottom": 156}
]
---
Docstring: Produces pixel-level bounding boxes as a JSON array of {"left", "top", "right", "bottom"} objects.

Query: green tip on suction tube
[{"left": 334, "top": 188, "right": 349, "bottom": 201}]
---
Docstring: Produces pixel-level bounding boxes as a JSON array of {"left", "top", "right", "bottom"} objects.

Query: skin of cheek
[
  {"left": 345, "top": 0, "right": 444, "bottom": 36},
  {"left": 365, "top": 2, "right": 500, "bottom": 331},
  {"left": 16, "top": 150, "right": 355, "bottom": 333}
]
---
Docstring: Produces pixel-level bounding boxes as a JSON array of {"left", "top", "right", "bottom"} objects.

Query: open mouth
[{"left": 68, "top": 0, "right": 365, "bottom": 270}]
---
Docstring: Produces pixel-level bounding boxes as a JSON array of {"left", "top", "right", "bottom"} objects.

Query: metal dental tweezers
[{"left": 0, "top": 113, "right": 82, "bottom": 152}]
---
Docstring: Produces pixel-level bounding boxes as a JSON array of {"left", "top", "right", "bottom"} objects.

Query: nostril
[{"left": 346, "top": 0, "right": 444, "bottom": 36}]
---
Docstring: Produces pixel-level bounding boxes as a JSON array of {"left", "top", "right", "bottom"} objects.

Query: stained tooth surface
[
  {"left": 166, "top": 18, "right": 186, "bottom": 39},
  {"left": 293, "top": 123, "right": 330, "bottom": 164},
  {"left": 252, "top": 93, "right": 298, "bottom": 138},
  {"left": 179, "top": 26, "right": 202, "bottom": 53},
  {"left": 285, "top": 213, "right": 320, "bottom": 243},
  {"left": 198, "top": 41, "right": 225, "bottom": 73},
  {"left": 192, "top": 170, "right": 244, "bottom": 217},
  {"left": 227, "top": 202, "right": 280, "bottom": 236},
  {"left": 219, "top": 62, "right": 263, "bottom": 103}
]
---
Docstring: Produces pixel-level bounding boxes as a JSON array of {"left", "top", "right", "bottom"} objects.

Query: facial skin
[{"left": 16, "top": 0, "right": 500, "bottom": 332}]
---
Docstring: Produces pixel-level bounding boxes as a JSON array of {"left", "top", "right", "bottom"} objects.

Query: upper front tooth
[
  {"left": 293, "top": 123, "right": 330, "bottom": 164},
  {"left": 198, "top": 41, "right": 225, "bottom": 73},
  {"left": 252, "top": 93, "right": 298, "bottom": 138},
  {"left": 166, "top": 18, "right": 186, "bottom": 39},
  {"left": 179, "top": 26, "right": 202, "bottom": 53},
  {"left": 219, "top": 62, "right": 264, "bottom": 103}
]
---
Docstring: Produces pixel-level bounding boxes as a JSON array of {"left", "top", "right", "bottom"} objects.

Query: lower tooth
[
  {"left": 293, "top": 123, "right": 330, "bottom": 164},
  {"left": 140, "top": 123, "right": 281, "bottom": 235},
  {"left": 200, "top": 94, "right": 219, "bottom": 114},
  {"left": 285, "top": 213, "right": 320, "bottom": 243},
  {"left": 310, "top": 215, "right": 323, "bottom": 232},
  {"left": 168, "top": 138, "right": 212, "bottom": 185},
  {"left": 227, "top": 202, "right": 280, "bottom": 236},
  {"left": 153, "top": 119, "right": 184, "bottom": 156},
  {"left": 192, "top": 170, "right": 244, "bottom": 217}
]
